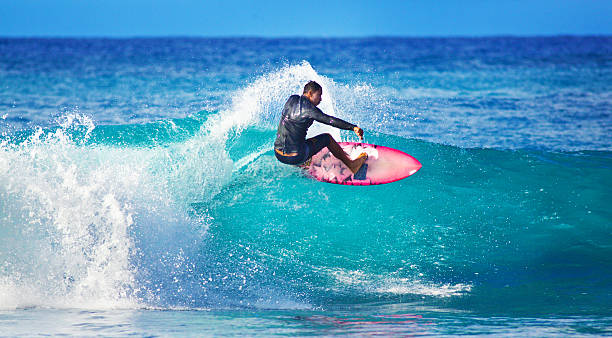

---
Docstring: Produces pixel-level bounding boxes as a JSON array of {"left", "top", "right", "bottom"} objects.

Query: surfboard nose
[{"left": 402, "top": 155, "right": 422, "bottom": 176}]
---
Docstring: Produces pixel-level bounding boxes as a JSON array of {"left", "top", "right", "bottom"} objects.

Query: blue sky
[{"left": 1, "top": 0, "right": 611, "bottom": 37}]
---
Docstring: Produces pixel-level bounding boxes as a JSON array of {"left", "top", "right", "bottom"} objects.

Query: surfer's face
[{"left": 306, "top": 89, "right": 322, "bottom": 106}]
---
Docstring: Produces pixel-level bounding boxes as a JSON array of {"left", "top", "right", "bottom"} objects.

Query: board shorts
[{"left": 274, "top": 133, "right": 331, "bottom": 166}]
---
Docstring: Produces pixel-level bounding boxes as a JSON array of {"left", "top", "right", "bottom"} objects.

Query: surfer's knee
[
  {"left": 323, "top": 134, "right": 335, "bottom": 148},
  {"left": 313, "top": 133, "right": 332, "bottom": 146},
  {"left": 320, "top": 133, "right": 333, "bottom": 144}
]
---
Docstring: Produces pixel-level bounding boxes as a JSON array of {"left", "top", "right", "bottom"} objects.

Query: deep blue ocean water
[{"left": 1, "top": 37, "right": 611, "bottom": 336}]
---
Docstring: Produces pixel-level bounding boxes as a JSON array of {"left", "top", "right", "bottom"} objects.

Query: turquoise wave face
[
  {"left": 2, "top": 108, "right": 610, "bottom": 315},
  {"left": 198, "top": 130, "right": 612, "bottom": 315},
  {"left": 1, "top": 55, "right": 610, "bottom": 321}
]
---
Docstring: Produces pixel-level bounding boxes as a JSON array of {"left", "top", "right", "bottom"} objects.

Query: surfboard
[{"left": 304, "top": 142, "right": 421, "bottom": 185}]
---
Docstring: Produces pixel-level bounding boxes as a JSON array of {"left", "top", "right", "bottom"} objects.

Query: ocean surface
[{"left": 1, "top": 37, "right": 611, "bottom": 336}]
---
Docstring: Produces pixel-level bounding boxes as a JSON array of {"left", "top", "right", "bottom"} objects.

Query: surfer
[{"left": 274, "top": 81, "right": 368, "bottom": 174}]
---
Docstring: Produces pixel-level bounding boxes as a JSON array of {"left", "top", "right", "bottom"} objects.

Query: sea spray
[{"left": 0, "top": 115, "right": 138, "bottom": 309}]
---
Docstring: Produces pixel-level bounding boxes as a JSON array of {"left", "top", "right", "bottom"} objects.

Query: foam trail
[{"left": 233, "top": 143, "right": 273, "bottom": 173}]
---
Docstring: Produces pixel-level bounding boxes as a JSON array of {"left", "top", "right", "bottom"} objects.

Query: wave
[{"left": 1, "top": 63, "right": 610, "bottom": 315}]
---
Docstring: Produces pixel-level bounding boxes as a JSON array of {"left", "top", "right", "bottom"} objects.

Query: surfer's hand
[{"left": 353, "top": 126, "right": 364, "bottom": 141}]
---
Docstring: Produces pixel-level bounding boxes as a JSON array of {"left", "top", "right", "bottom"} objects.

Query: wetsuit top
[{"left": 274, "top": 95, "right": 356, "bottom": 153}]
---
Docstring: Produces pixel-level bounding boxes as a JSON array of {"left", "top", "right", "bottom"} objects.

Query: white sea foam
[
  {"left": 0, "top": 116, "right": 141, "bottom": 309},
  {"left": 328, "top": 268, "right": 471, "bottom": 298},
  {"left": 0, "top": 113, "right": 224, "bottom": 310}
]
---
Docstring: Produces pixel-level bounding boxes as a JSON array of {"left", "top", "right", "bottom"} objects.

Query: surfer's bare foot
[{"left": 348, "top": 152, "right": 368, "bottom": 174}]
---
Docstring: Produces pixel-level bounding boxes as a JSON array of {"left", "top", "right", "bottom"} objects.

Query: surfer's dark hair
[{"left": 303, "top": 81, "right": 322, "bottom": 94}]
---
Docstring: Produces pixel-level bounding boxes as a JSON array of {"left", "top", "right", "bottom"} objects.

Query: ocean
[{"left": 0, "top": 37, "right": 611, "bottom": 336}]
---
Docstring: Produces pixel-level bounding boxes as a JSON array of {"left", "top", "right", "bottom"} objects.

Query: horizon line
[{"left": 2, "top": 33, "right": 612, "bottom": 40}]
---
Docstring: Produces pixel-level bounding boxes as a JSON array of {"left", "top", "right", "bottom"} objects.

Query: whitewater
[{"left": 0, "top": 37, "right": 611, "bottom": 335}]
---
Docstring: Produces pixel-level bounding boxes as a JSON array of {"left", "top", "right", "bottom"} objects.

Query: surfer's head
[{"left": 303, "top": 81, "right": 322, "bottom": 106}]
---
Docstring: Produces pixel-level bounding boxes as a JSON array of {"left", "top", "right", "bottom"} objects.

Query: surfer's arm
[{"left": 309, "top": 107, "right": 356, "bottom": 130}]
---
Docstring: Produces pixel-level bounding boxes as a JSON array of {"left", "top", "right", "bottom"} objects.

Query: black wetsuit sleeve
[{"left": 308, "top": 105, "right": 356, "bottom": 130}]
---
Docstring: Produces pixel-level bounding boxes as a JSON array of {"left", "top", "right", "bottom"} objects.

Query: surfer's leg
[
  {"left": 305, "top": 134, "right": 332, "bottom": 156},
  {"left": 324, "top": 135, "right": 368, "bottom": 174}
]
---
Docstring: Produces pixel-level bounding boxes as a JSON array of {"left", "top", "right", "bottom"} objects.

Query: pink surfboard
[{"left": 305, "top": 142, "right": 422, "bottom": 185}]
